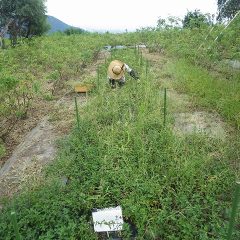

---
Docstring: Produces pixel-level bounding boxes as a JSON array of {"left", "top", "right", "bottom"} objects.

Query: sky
[{"left": 46, "top": 0, "right": 218, "bottom": 32}]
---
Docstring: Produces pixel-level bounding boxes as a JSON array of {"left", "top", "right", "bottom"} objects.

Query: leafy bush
[{"left": 0, "top": 33, "right": 109, "bottom": 139}]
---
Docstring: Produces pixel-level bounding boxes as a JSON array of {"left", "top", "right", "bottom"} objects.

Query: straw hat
[{"left": 108, "top": 60, "right": 125, "bottom": 80}]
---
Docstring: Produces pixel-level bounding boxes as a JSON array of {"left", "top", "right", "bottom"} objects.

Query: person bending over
[{"left": 107, "top": 60, "right": 139, "bottom": 88}]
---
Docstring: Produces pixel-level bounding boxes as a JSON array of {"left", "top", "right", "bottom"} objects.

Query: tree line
[
  {"left": 157, "top": 0, "right": 239, "bottom": 30},
  {"left": 0, "top": 0, "right": 239, "bottom": 46}
]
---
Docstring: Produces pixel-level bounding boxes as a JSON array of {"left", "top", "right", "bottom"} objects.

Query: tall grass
[{"left": 165, "top": 58, "right": 240, "bottom": 129}]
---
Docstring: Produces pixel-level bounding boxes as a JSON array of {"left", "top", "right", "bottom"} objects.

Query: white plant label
[{"left": 92, "top": 206, "right": 123, "bottom": 232}]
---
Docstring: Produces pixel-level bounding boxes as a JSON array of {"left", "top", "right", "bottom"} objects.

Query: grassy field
[{"left": 0, "top": 30, "right": 239, "bottom": 239}]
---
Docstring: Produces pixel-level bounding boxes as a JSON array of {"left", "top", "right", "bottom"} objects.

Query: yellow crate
[{"left": 74, "top": 84, "right": 94, "bottom": 93}]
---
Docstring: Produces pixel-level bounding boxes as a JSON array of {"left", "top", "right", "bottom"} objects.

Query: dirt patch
[
  {"left": 142, "top": 48, "right": 166, "bottom": 65},
  {"left": 0, "top": 95, "right": 87, "bottom": 198},
  {"left": 142, "top": 48, "right": 228, "bottom": 140},
  {"left": 0, "top": 117, "right": 56, "bottom": 197},
  {"left": 0, "top": 100, "right": 53, "bottom": 167},
  {"left": 173, "top": 111, "right": 226, "bottom": 140}
]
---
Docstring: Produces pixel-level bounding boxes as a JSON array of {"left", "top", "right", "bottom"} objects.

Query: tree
[
  {"left": 182, "top": 10, "right": 212, "bottom": 29},
  {"left": 0, "top": 0, "right": 49, "bottom": 45},
  {"left": 157, "top": 16, "right": 181, "bottom": 30},
  {"left": 64, "top": 27, "right": 87, "bottom": 35},
  {"left": 156, "top": 17, "right": 166, "bottom": 30},
  {"left": 217, "top": 0, "right": 240, "bottom": 21}
]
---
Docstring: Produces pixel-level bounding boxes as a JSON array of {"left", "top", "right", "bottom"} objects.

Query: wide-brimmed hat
[{"left": 108, "top": 60, "right": 125, "bottom": 80}]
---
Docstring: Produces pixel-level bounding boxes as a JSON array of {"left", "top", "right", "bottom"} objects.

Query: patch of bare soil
[
  {"left": 0, "top": 100, "right": 53, "bottom": 167},
  {"left": 0, "top": 50, "right": 109, "bottom": 199},
  {"left": 173, "top": 111, "right": 226, "bottom": 139},
  {"left": 0, "top": 94, "right": 87, "bottom": 198},
  {"left": 0, "top": 117, "right": 56, "bottom": 197},
  {"left": 142, "top": 48, "right": 227, "bottom": 140}
]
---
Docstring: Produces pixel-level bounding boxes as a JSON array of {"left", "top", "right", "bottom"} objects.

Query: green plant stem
[{"left": 226, "top": 181, "right": 240, "bottom": 240}]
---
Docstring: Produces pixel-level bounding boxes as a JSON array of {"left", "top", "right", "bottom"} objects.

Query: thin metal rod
[
  {"left": 226, "top": 181, "right": 240, "bottom": 240},
  {"left": 163, "top": 88, "right": 167, "bottom": 126},
  {"left": 10, "top": 211, "right": 21, "bottom": 240},
  {"left": 146, "top": 60, "right": 149, "bottom": 76},
  {"left": 214, "top": 11, "right": 240, "bottom": 42},
  {"left": 74, "top": 97, "right": 80, "bottom": 130},
  {"left": 97, "top": 66, "right": 100, "bottom": 90}
]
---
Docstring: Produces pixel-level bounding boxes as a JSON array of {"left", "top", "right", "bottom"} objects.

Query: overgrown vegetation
[
  {"left": 137, "top": 14, "right": 240, "bottom": 128},
  {"left": 0, "top": 9, "right": 239, "bottom": 239},
  {"left": 0, "top": 33, "right": 108, "bottom": 141}
]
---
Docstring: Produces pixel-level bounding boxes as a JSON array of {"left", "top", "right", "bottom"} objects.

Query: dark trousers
[{"left": 109, "top": 79, "right": 125, "bottom": 88}]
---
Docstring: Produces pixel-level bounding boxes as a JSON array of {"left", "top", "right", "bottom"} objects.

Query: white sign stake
[{"left": 92, "top": 206, "right": 123, "bottom": 232}]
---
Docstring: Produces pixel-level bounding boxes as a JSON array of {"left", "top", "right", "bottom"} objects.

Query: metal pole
[
  {"left": 214, "top": 11, "right": 240, "bottom": 42},
  {"left": 226, "top": 181, "right": 240, "bottom": 240},
  {"left": 163, "top": 88, "right": 167, "bottom": 126},
  {"left": 198, "top": 26, "right": 215, "bottom": 50},
  {"left": 146, "top": 60, "right": 149, "bottom": 76},
  {"left": 97, "top": 66, "right": 100, "bottom": 90},
  {"left": 10, "top": 211, "right": 21, "bottom": 240},
  {"left": 74, "top": 97, "right": 80, "bottom": 130}
]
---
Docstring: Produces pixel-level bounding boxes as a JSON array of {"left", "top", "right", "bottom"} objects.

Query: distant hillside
[{"left": 47, "top": 15, "right": 85, "bottom": 33}]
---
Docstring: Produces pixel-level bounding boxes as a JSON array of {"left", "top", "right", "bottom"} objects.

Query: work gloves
[
  {"left": 109, "top": 79, "right": 116, "bottom": 88},
  {"left": 129, "top": 70, "right": 139, "bottom": 80}
]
